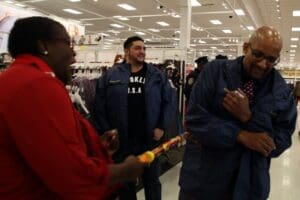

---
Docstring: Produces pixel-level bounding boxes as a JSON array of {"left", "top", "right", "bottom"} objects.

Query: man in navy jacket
[
  {"left": 179, "top": 26, "right": 297, "bottom": 200},
  {"left": 94, "top": 36, "right": 176, "bottom": 200}
]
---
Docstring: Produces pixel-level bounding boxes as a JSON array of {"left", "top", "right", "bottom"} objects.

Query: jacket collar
[{"left": 14, "top": 54, "right": 55, "bottom": 77}]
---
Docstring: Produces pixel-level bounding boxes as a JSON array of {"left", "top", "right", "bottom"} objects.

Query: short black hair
[
  {"left": 195, "top": 56, "right": 208, "bottom": 64},
  {"left": 123, "top": 36, "right": 144, "bottom": 49},
  {"left": 215, "top": 54, "right": 228, "bottom": 60},
  {"left": 8, "top": 16, "right": 64, "bottom": 58}
]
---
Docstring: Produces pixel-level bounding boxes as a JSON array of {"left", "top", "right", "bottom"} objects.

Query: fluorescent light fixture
[
  {"left": 15, "top": 3, "right": 26, "bottom": 7},
  {"left": 247, "top": 26, "right": 254, "bottom": 30},
  {"left": 5, "top": 1, "right": 14, "bottom": 3},
  {"left": 148, "top": 28, "right": 160, "bottom": 32},
  {"left": 198, "top": 40, "right": 206, "bottom": 44},
  {"left": 222, "top": 29, "right": 232, "bottom": 33},
  {"left": 291, "top": 37, "right": 299, "bottom": 41},
  {"left": 104, "top": 42, "right": 112, "bottom": 45},
  {"left": 210, "top": 20, "right": 222, "bottom": 25},
  {"left": 83, "top": 23, "right": 93, "bottom": 26},
  {"left": 118, "top": 4, "right": 136, "bottom": 11},
  {"left": 290, "top": 45, "right": 297, "bottom": 48},
  {"left": 191, "top": 0, "right": 201, "bottom": 7},
  {"left": 190, "top": 44, "right": 196, "bottom": 47},
  {"left": 172, "top": 14, "right": 180, "bottom": 18},
  {"left": 63, "top": 8, "right": 82, "bottom": 14},
  {"left": 292, "top": 27, "right": 300, "bottom": 31},
  {"left": 234, "top": 9, "right": 245, "bottom": 16},
  {"left": 113, "top": 16, "right": 129, "bottom": 21},
  {"left": 289, "top": 50, "right": 296, "bottom": 53},
  {"left": 156, "top": 21, "right": 170, "bottom": 26},
  {"left": 135, "top": 31, "right": 146, "bottom": 35},
  {"left": 290, "top": 54, "right": 295, "bottom": 56},
  {"left": 69, "top": 0, "right": 81, "bottom": 2},
  {"left": 173, "top": 38, "right": 180, "bottom": 41},
  {"left": 119, "top": 17, "right": 129, "bottom": 21},
  {"left": 107, "top": 30, "right": 120, "bottom": 34},
  {"left": 211, "top": 46, "right": 217, "bottom": 49},
  {"left": 293, "top": 10, "right": 300, "bottom": 16},
  {"left": 212, "top": 37, "right": 218, "bottom": 40},
  {"left": 110, "top": 24, "right": 124, "bottom": 28}
]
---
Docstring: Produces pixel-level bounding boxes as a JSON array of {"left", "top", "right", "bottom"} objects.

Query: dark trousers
[{"left": 119, "top": 158, "right": 161, "bottom": 200}]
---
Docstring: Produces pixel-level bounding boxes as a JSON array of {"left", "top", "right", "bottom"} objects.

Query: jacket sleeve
[
  {"left": 93, "top": 74, "right": 111, "bottom": 134},
  {"left": 186, "top": 62, "right": 241, "bottom": 148},
  {"left": 242, "top": 87, "right": 297, "bottom": 157},
  {"left": 269, "top": 97, "right": 297, "bottom": 157},
  {"left": 246, "top": 94, "right": 297, "bottom": 158},
  {"left": 158, "top": 73, "right": 177, "bottom": 131},
  {"left": 6, "top": 78, "right": 111, "bottom": 199}
]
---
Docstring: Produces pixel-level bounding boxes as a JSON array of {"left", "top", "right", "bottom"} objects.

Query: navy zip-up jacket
[
  {"left": 179, "top": 57, "right": 297, "bottom": 200},
  {"left": 94, "top": 62, "right": 176, "bottom": 161}
]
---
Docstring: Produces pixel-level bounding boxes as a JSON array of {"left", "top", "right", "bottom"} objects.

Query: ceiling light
[
  {"left": 173, "top": 38, "right": 180, "bottom": 41},
  {"left": 135, "top": 31, "right": 146, "bottom": 35},
  {"left": 293, "top": 10, "right": 300, "bottom": 16},
  {"left": 148, "top": 28, "right": 160, "bottom": 32},
  {"left": 290, "top": 45, "right": 297, "bottom": 48},
  {"left": 69, "top": 0, "right": 81, "bottom": 2},
  {"left": 234, "top": 9, "right": 245, "bottom": 16},
  {"left": 110, "top": 24, "right": 124, "bottom": 28},
  {"left": 83, "top": 23, "right": 93, "bottom": 26},
  {"left": 290, "top": 54, "right": 295, "bottom": 57},
  {"left": 277, "top": 9, "right": 280, "bottom": 12},
  {"left": 212, "top": 37, "right": 218, "bottom": 40},
  {"left": 173, "top": 14, "right": 180, "bottom": 18},
  {"left": 107, "top": 30, "right": 120, "bottom": 34},
  {"left": 211, "top": 46, "right": 217, "bottom": 49},
  {"left": 156, "top": 21, "right": 170, "bottom": 27},
  {"left": 118, "top": 4, "right": 136, "bottom": 11},
  {"left": 222, "top": 29, "right": 232, "bottom": 33},
  {"left": 191, "top": 0, "right": 201, "bottom": 7},
  {"left": 5, "top": 0, "right": 14, "bottom": 3},
  {"left": 63, "top": 9, "right": 82, "bottom": 14},
  {"left": 119, "top": 17, "right": 129, "bottom": 21},
  {"left": 15, "top": 3, "right": 26, "bottom": 7},
  {"left": 289, "top": 50, "right": 296, "bottom": 53},
  {"left": 247, "top": 26, "right": 254, "bottom": 30},
  {"left": 210, "top": 20, "right": 222, "bottom": 25},
  {"left": 113, "top": 16, "right": 129, "bottom": 21},
  {"left": 291, "top": 38, "right": 299, "bottom": 41},
  {"left": 292, "top": 27, "right": 300, "bottom": 31},
  {"left": 198, "top": 40, "right": 206, "bottom": 44}
]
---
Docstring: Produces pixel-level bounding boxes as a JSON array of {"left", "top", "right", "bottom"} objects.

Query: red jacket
[{"left": 0, "top": 55, "right": 113, "bottom": 199}]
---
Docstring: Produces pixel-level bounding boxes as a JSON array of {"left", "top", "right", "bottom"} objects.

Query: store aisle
[{"left": 137, "top": 107, "right": 300, "bottom": 200}]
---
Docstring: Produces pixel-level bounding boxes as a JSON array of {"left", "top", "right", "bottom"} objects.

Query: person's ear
[
  {"left": 37, "top": 40, "right": 49, "bottom": 56},
  {"left": 243, "top": 42, "right": 250, "bottom": 55}
]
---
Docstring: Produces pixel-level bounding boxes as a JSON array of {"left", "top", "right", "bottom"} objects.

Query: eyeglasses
[
  {"left": 50, "top": 38, "right": 74, "bottom": 48},
  {"left": 249, "top": 45, "right": 280, "bottom": 66}
]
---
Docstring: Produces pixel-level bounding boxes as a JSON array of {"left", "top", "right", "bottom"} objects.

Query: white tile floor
[{"left": 137, "top": 106, "right": 300, "bottom": 200}]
